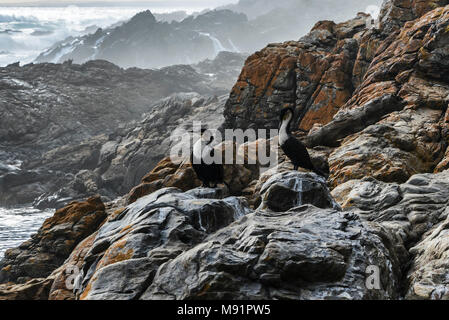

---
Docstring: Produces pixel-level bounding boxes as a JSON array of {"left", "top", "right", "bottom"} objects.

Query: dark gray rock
[
  {"left": 257, "top": 171, "right": 339, "bottom": 212},
  {"left": 74, "top": 187, "right": 249, "bottom": 300},
  {"left": 0, "top": 56, "right": 228, "bottom": 208},
  {"left": 142, "top": 205, "right": 402, "bottom": 300},
  {"left": 332, "top": 172, "right": 449, "bottom": 246}
]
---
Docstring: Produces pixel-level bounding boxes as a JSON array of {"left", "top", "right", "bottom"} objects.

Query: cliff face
[
  {"left": 1, "top": 0, "right": 449, "bottom": 300},
  {"left": 226, "top": 0, "right": 449, "bottom": 187}
]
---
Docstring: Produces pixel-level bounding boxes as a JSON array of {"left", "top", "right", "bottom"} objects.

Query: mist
[{"left": 1, "top": 0, "right": 384, "bottom": 67}]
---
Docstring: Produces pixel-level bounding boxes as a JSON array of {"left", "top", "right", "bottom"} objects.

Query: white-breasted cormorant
[{"left": 279, "top": 107, "right": 324, "bottom": 176}]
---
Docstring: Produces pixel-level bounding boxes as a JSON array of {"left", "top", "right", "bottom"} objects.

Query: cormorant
[
  {"left": 278, "top": 107, "right": 324, "bottom": 176},
  {"left": 191, "top": 129, "right": 225, "bottom": 188}
]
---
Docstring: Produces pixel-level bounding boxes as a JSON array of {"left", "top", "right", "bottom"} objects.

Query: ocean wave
[{"left": 0, "top": 206, "right": 53, "bottom": 259}]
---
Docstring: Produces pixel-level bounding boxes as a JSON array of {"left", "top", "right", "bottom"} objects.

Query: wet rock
[
  {"left": 332, "top": 171, "right": 449, "bottom": 246},
  {"left": 142, "top": 205, "right": 402, "bottom": 300},
  {"left": 256, "top": 170, "right": 339, "bottom": 212},
  {"left": 0, "top": 196, "right": 107, "bottom": 284},
  {"left": 35, "top": 10, "right": 252, "bottom": 69},
  {"left": 307, "top": 5, "right": 449, "bottom": 186},
  {"left": 379, "top": 0, "right": 449, "bottom": 35},
  {"left": 0, "top": 278, "right": 53, "bottom": 300},
  {"left": 406, "top": 213, "right": 449, "bottom": 300},
  {"left": 0, "top": 59, "right": 225, "bottom": 207},
  {"left": 71, "top": 188, "right": 249, "bottom": 300}
]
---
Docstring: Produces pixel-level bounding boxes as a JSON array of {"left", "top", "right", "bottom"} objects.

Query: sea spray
[{"left": 0, "top": 206, "right": 53, "bottom": 259}]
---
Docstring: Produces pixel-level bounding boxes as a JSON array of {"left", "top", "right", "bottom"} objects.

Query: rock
[
  {"left": 0, "top": 196, "right": 107, "bottom": 284},
  {"left": 255, "top": 169, "right": 339, "bottom": 212},
  {"left": 332, "top": 171, "right": 449, "bottom": 246},
  {"left": 126, "top": 138, "right": 268, "bottom": 205},
  {"left": 35, "top": 10, "right": 252, "bottom": 69},
  {"left": 406, "top": 213, "right": 449, "bottom": 300},
  {"left": 73, "top": 188, "right": 249, "bottom": 300},
  {"left": 307, "top": 4, "right": 449, "bottom": 186},
  {"left": 1, "top": 92, "right": 227, "bottom": 208},
  {"left": 0, "top": 59, "right": 225, "bottom": 207},
  {"left": 141, "top": 205, "right": 402, "bottom": 300},
  {"left": 193, "top": 51, "right": 249, "bottom": 91},
  {"left": 327, "top": 107, "right": 445, "bottom": 187},
  {"left": 223, "top": 13, "right": 368, "bottom": 132},
  {"left": 0, "top": 278, "right": 53, "bottom": 300}
]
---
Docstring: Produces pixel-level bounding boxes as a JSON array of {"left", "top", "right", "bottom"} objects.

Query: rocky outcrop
[
  {"left": 193, "top": 52, "right": 249, "bottom": 92},
  {"left": 224, "top": 13, "right": 368, "bottom": 131},
  {"left": 34, "top": 2, "right": 377, "bottom": 69},
  {"left": 27, "top": 172, "right": 398, "bottom": 300},
  {"left": 308, "top": 4, "right": 449, "bottom": 187},
  {"left": 406, "top": 213, "right": 449, "bottom": 299},
  {"left": 2, "top": 0, "right": 449, "bottom": 302},
  {"left": 226, "top": 0, "right": 449, "bottom": 189},
  {"left": 332, "top": 171, "right": 449, "bottom": 298},
  {"left": 0, "top": 196, "right": 107, "bottom": 284},
  {"left": 0, "top": 60, "right": 217, "bottom": 151},
  {"left": 142, "top": 206, "right": 401, "bottom": 300},
  {"left": 72, "top": 188, "right": 250, "bottom": 300},
  {"left": 0, "top": 278, "right": 54, "bottom": 300}
]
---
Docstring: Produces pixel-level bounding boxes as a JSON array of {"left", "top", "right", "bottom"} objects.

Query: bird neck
[
  {"left": 279, "top": 117, "right": 292, "bottom": 144},
  {"left": 193, "top": 139, "right": 204, "bottom": 161}
]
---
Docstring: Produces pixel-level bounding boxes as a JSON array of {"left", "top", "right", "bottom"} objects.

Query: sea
[{"left": 0, "top": 206, "right": 53, "bottom": 259}]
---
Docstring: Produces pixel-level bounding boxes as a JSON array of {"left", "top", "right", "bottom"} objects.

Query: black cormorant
[
  {"left": 279, "top": 107, "right": 324, "bottom": 176},
  {"left": 191, "top": 130, "right": 225, "bottom": 188}
]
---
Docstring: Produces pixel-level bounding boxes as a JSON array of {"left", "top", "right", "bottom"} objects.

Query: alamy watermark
[
  {"left": 366, "top": 265, "right": 381, "bottom": 290},
  {"left": 169, "top": 122, "right": 280, "bottom": 173}
]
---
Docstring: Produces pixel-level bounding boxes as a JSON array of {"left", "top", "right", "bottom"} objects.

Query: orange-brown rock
[
  {"left": 0, "top": 196, "right": 107, "bottom": 285},
  {"left": 304, "top": 4, "right": 449, "bottom": 187},
  {"left": 224, "top": 13, "right": 369, "bottom": 132},
  {"left": 48, "top": 232, "right": 99, "bottom": 300},
  {"left": 127, "top": 140, "right": 271, "bottom": 204},
  {"left": 0, "top": 278, "right": 54, "bottom": 300}
]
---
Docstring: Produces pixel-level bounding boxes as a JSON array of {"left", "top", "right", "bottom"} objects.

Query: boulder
[
  {"left": 73, "top": 188, "right": 250, "bottom": 300},
  {"left": 255, "top": 169, "right": 339, "bottom": 212},
  {"left": 223, "top": 13, "right": 368, "bottom": 132},
  {"left": 0, "top": 196, "right": 107, "bottom": 284},
  {"left": 142, "top": 205, "right": 402, "bottom": 300}
]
